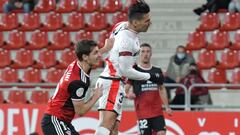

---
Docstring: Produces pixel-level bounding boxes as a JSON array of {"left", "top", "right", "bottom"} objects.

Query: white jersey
[{"left": 100, "top": 22, "right": 150, "bottom": 81}]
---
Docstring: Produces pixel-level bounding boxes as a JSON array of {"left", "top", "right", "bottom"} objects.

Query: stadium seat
[
  {"left": 229, "top": 30, "right": 240, "bottom": 50},
  {"left": 4, "top": 31, "right": 26, "bottom": 50},
  {"left": 45, "top": 68, "right": 64, "bottom": 83},
  {"left": 101, "top": 0, "right": 122, "bottom": 13},
  {"left": 197, "top": 13, "right": 220, "bottom": 31},
  {"left": 207, "top": 68, "right": 227, "bottom": 84},
  {"left": 230, "top": 68, "right": 240, "bottom": 84},
  {"left": 56, "top": 49, "right": 76, "bottom": 69},
  {"left": 48, "top": 31, "right": 71, "bottom": 50},
  {"left": 62, "top": 12, "right": 85, "bottom": 31},
  {"left": 0, "top": 91, "right": 4, "bottom": 103},
  {"left": 79, "top": 0, "right": 100, "bottom": 13},
  {"left": 217, "top": 49, "right": 239, "bottom": 69},
  {"left": 30, "top": 91, "right": 49, "bottom": 104},
  {"left": 22, "top": 68, "right": 42, "bottom": 83},
  {"left": 197, "top": 49, "right": 217, "bottom": 69},
  {"left": 34, "top": 0, "right": 56, "bottom": 13},
  {"left": 33, "top": 49, "right": 56, "bottom": 69},
  {"left": 98, "top": 31, "right": 110, "bottom": 48},
  {"left": 0, "top": 13, "right": 19, "bottom": 31},
  {"left": 0, "top": 49, "right": 11, "bottom": 68},
  {"left": 186, "top": 31, "right": 206, "bottom": 50},
  {"left": 19, "top": 13, "right": 40, "bottom": 31},
  {"left": 75, "top": 31, "right": 93, "bottom": 42},
  {"left": 40, "top": 12, "right": 63, "bottom": 31},
  {"left": 11, "top": 49, "right": 34, "bottom": 69},
  {"left": 220, "top": 13, "right": 240, "bottom": 31},
  {"left": 7, "top": 90, "right": 27, "bottom": 104},
  {"left": 26, "top": 30, "right": 49, "bottom": 50},
  {"left": 56, "top": 0, "right": 78, "bottom": 13},
  {"left": 0, "top": 68, "right": 19, "bottom": 83},
  {"left": 112, "top": 12, "right": 128, "bottom": 25},
  {"left": 207, "top": 30, "right": 230, "bottom": 50},
  {"left": 0, "top": 32, "right": 4, "bottom": 47},
  {"left": 86, "top": 12, "right": 109, "bottom": 31}
]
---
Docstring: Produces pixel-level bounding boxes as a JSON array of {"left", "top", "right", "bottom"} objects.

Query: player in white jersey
[{"left": 94, "top": 1, "right": 164, "bottom": 135}]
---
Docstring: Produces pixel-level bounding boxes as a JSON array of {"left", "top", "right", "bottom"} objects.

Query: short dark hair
[
  {"left": 140, "top": 43, "right": 152, "bottom": 49},
  {"left": 75, "top": 40, "right": 97, "bottom": 61},
  {"left": 128, "top": 0, "right": 150, "bottom": 22}
]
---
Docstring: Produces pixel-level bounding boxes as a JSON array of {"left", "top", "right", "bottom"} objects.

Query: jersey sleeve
[
  {"left": 68, "top": 80, "right": 87, "bottom": 101},
  {"left": 118, "top": 38, "right": 150, "bottom": 80}
]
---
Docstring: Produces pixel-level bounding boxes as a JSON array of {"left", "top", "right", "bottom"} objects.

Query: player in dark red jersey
[
  {"left": 125, "top": 43, "right": 173, "bottom": 135},
  {"left": 41, "top": 39, "right": 113, "bottom": 135}
]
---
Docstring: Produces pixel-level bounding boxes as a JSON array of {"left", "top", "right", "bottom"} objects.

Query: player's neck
[
  {"left": 127, "top": 23, "right": 138, "bottom": 34},
  {"left": 139, "top": 63, "right": 151, "bottom": 69},
  {"left": 77, "top": 61, "right": 91, "bottom": 75}
]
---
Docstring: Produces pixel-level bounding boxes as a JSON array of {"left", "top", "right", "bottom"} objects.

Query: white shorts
[{"left": 96, "top": 77, "right": 125, "bottom": 121}]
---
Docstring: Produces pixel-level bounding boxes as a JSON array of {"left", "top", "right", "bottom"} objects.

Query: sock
[{"left": 95, "top": 126, "right": 110, "bottom": 135}]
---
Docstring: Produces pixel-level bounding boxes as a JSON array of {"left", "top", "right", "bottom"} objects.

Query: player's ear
[{"left": 82, "top": 54, "right": 88, "bottom": 61}]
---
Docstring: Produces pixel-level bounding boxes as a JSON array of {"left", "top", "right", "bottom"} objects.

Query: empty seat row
[
  {"left": 0, "top": 0, "right": 135, "bottom": 13},
  {"left": 197, "top": 12, "right": 240, "bottom": 31},
  {"left": 0, "top": 12, "right": 127, "bottom": 31},
  {"left": 186, "top": 30, "right": 240, "bottom": 50}
]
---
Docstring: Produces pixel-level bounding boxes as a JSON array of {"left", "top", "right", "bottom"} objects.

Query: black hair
[
  {"left": 75, "top": 40, "right": 97, "bottom": 61},
  {"left": 140, "top": 43, "right": 152, "bottom": 49},
  {"left": 128, "top": 0, "right": 150, "bottom": 22}
]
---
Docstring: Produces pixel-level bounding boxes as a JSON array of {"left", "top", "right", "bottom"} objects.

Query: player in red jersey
[
  {"left": 125, "top": 43, "right": 173, "bottom": 135},
  {"left": 41, "top": 39, "right": 113, "bottom": 135}
]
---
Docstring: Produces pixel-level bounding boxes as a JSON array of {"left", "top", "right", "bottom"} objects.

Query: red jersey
[
  {"left": 132, "top": 65, "right": 163, "bottom": 119},
  {"left": 45, "top": 60, "right": 90, "bottom": 123}
]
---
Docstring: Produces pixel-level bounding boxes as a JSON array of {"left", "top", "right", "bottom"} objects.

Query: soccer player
[
  {"left": 125, "top": 43, "right": 173, "bottom": 135},
  {"left": 41, "top": 39, "right": 113, "bottom": 135},
  {"left": 94, "top": 1, "right": 164, "bottom": 135}
]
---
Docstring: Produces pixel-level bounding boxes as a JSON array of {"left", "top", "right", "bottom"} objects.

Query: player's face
[
  {"left": 137, "top": 13, "right": 151, "bottom": 32},
  {"left": 140, "top": 46, "right": 152, "bottom": 64},
  {"left": 87, "top": 46, "right": 102, "bottom": 66}
]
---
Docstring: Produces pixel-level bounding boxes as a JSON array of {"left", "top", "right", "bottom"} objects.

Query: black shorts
[
  {"left": 41, "top": 114, "right": 79, "bottom": 135},
  {"left": 138, "top": 115, "right": 166, "bottom": 135}
]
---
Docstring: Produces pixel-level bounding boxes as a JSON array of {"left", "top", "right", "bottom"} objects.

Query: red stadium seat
[
  {"left": 7, "top": 90, "right": 27, "bottom": 104},
  {"left": 207, "top": 68, "right": 227, "bottom": 84},
  {"left": 56, "top": 0, "right": 78, "bottom": 13},
  {"left": 22, "top": 68, "right": 42, "bottom": 83},
  {"left": 56, "top": 49, "right": 76, "bottom": 69},
  {"left": 197, "top": 13, "right": 220, "bottom": 31},
  {"left": 30, "top": 91, "right": 49, "bottom": 104},
  {"left": 0, "top": 91, "right": 4, "bottom": 103},
  {"left": 207, "top": 30, "right": 230, "bottom": 50},
  {"left": 11, "top": 49, "right": 34, "bottom": 69},
  {"left": 230, "top": 30, "right": 240, "bottom": 50},
  {"left": 0, "top": 49, "right": 11, "bottom": 68},
  {"left": 112, "top": 12, "right": 127, "bottom": 25},
  {"left": 0, "top": 32, "right": 4, "bottom": 47},
  {"left": 62, "top": 12, "right": 85, "bottom": 31},
  {"left": 79, "top": 0, "right": 100, "bottom": 13},
  {"left": 75, "top": 31, "right": 93, "bottom": 42},
  {"left": 220, "top": 13, "right": 240, "bottom": 31},
  {"left": 86, "top": 12, "right": 109, "bottom": 31},
  {"left": 26, "top": 30, "right": 49, "bottom": 50},
  {"left": 33, "top": 49, "right": 56, "bottom": 69},
  {"left": 48, "top": 31, "right": 71, "bottom": 50},
  {"left": 19, "top": 13, "right": 40, "bottom": 31},
  {"left": 0, "top": 68, "right": 19, "bottom": 83},
  {"left": 45, "top": 68, "right": 64, "bottom": 83},
  {"left": 217, "top": 49, "right": 239, "bottom": 69},
  {"left": 230, "top": 68, "right": 240, "bottom": 84},
  {"left": 0, "top": 13, "right": 19, "bottom": 31},
  {"left": 101, "top": 0, "right": 122, "bottom": 13},
  {"left": 4, "top": 31, "right": 26, "bottom": 50},
  {"left": 186, "top": 31, "right": 206, "bottom": 50},
  {"left": 98, "top": 31, "right": 110, "bottom": 48},
  {"left": 40, "top": 12, "right": 63, "bottom": 31},
  {"left": 197, "top": 49, "right": 217, "bottom": 69},
  {"left": 34, "top": 0, "right": 56, "bottom": 13}
]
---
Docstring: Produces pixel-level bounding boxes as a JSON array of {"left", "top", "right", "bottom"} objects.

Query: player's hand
[
  {"left": 165, "top": 107, "right": 173, "bottom": 116},
  {"left": 126, "top": 91, "right": 136, "bottom": 100},
  {"left": 104, "top": 38, "right": 115, "bottom": 51},
  {"left": 93, "top": 83, "right": 103, "bottom": 99},
  {"left": 149, "top": 73, "right": 164, "bottom": 84}
]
